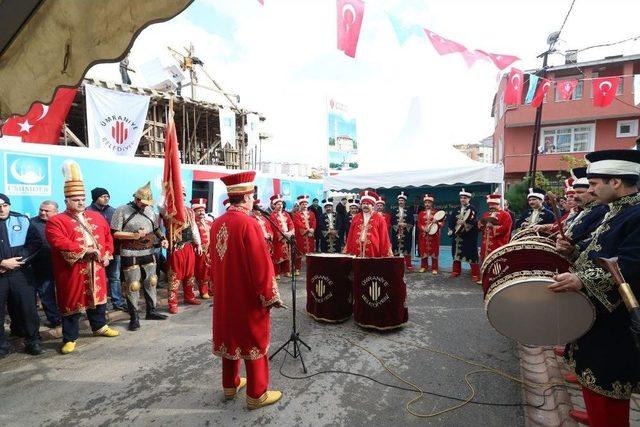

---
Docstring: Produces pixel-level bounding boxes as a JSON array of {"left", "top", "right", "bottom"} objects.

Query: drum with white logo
[{"left": 306, "top": 253, "right": 354, "bottom": 322}]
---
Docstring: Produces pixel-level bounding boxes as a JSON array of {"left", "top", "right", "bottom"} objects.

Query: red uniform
[
  {"left": 166, "top": 207, "right": 201, "bottom": 312},
  {"left": 292, "top": 209, "right": 316, "bottom": 270},
  {"left": 416, "top": 208, "right": 443, "bottom": 272},
  {"left": 254, "top": 212, "right": 274, "bottom": 258},
  {"left": 345, "top": 211, "right": 393, "bottom": 257},
  {"left": 210, "top": 206, "right": 281, "bottom": 399},
  {"left": 46, "top": 210, "right": 114, "bottom": 315},
  {"left": 479, "top": 209, "right": 512, "bottom": 261},
  {"left": 270, "top": 210, "right": 294, "bottom": 276},
  {"left": 195, "top": 216, "right": 212, "bottom": 297}
]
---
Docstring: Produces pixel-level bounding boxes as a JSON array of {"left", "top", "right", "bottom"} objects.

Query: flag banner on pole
[
  {"left": 476, "top": 51, "right": 520, "bottom": 70},
  {"left": 2, "top": 88, "right": 77, "bottom": 144},
  {"left": 558, "top": 79, "right": 578, "bottom": 101},
  {"left": 85, "top": 85, "right": 150, "bottom": 156},
  {"left": 337, "top": 0, "right": 365, "bottom": 58},
  {"left": 504, "top": 68, "right": 524, "bottom": 105},
  {"left": 592, "top": 77, "right": 619, "bottom": 107},
  {"left": 245, "top": 113, "right": 260, "bottom": 150},
  {"left": 424, "top": 28, "right": 466, "bottom": 55},
  {"left": 219, "top": 107, "right": 237, "bottom": 148},
  {"left": 531, "top": 78, "right": 551, "bottom": 108},
  {"left": 524, "top": 74, "right": 539, "bottom": 104},
  {"left": 162, "top": 108, "right": 186, "bottom": 246},
  {"left": 461, "top": 50, "right": 488, "bottom": 68}
]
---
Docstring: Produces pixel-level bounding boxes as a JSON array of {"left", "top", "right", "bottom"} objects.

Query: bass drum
[{"left": 481, "top": 240, "right": 595, "bottom": 346}]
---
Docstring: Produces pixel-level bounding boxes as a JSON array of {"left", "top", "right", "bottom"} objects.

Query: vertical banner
[
  {"left": 327, "top": 98, "right": 358, "bottom": 175},
  {"left": 85, "top": 85, "right": 150, "bottom": 156},
  {"left": 245, "top": 113, "right": 260, "bottom": 150},
  {"left": 219, "top": 108, "right": 236, "bottom": 148}
]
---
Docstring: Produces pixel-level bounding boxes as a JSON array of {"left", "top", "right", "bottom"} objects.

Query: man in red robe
[
  {"left": 345, "top": 190, "right": 393, "bottom": 257},
  {"left": 292, "top": 195, "right": 316, "bottom": 274},
  {"left": 253, "top": 199, "right": 274, "bottom": 266},
  {"left": 375, "top": 197, "right": 392, "bottom": 228},
  {"left": 210, "top": 171, "right": 284, "bottom": 410},
  {"left": 478, "top": 194, "right": 512, "bottom": 275},
  {"left": 416, "top": 194, "right": 444, "bottom": 274},
  {"left": 270, "top": 194, "right": 295, "bottom": 279},
  {"left": 192, "top": 198, "right": 212, "bottom": 299},
  {"left": 45, "top": 160, "right": 119, "bottom": 354}
]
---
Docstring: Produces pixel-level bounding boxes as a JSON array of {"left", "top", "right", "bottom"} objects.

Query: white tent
[{"left": 324, "top": 98, "right": 503, "bottom": 191}]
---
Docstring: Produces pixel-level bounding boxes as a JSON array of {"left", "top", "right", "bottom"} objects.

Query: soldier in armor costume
[
  {"left": 111, "top": 183, "right": 168, "bottom": 331},
  {"left": 447, "top": 188, "right": 480, "bottom": 282},
  {"left": 317, "top": 199, "right": 342, "bottom": 253},
  {"left": 192, "top": 198, "right": 212, "bottom": 300},
  {"left": 391, "top": 192, "right": 415, "bottom": 270},
  {"left": 515, "top": 188, "right": 554, "bottom": 230},
  {"left": 552, "top": 150, "right": 640, "bottom": 427}
]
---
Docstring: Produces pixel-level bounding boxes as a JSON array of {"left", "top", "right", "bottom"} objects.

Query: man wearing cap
[
  {"left": 0, "top": 193, "right": 45, "bottom": 357},
  {"left": 340, "top": 200, "right": 359, "bottom": 245},
  {"left": 192, "top": 198, "right": 212, "bottom": 300},
  {"left": 447, "top": 188, "right": 480, "bottom": 281},
  {"left": 478, "top": 194, "right": 512, "bottom": 270},
  {"left": 416, "top": 194, "right": 444, "bottom": 274},
  {"left": 165, "top": 187, "right": 202, "bottom": 313},
  {"left": 564, "top": 167, "right": 608, "bottom": 242},
  {"left": 111, "top": 183, "right": 168, "bottom": 330},
  {"left": 551, "top": 150, "right": 640, "bottom": 427},
  {"left": 317, "top": 199, "right": 342, "bottom": 253},
  {"left": 210, "top": 171, "right": 284, "bottom": 410},
  {"left": 391, "top": 192, "right": 415, "bottom": 270},
  {"left": 309, "top": 198, "right": 323, "bottom": 249},
  {"left": 345, "top": 191, "right": 392, "bottom": 257},
  {"left": 87, "top": 187, "right": 126, "bottom": 311},
  {"left": 270, "top": 194, "right": 295, "bottom": 279},
  {"left": 252, "top": 199, "right": 274, "bottom": 263},
  {"left": 515, "top": 188, "right": 554, "bottom": 230},
  {"left": 292, "top": 195, "right": 316, "bottom": 274},
  {"left": 46, "top": 161, "right": 119, "bottom": 354},
  {"left": 375, "top": 197, "right": 392, "bottom": 229}
]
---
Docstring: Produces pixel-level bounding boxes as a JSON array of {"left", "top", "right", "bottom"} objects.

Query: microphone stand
[{"left": 256, "top": 207, "right": 311, "bottom": 373}]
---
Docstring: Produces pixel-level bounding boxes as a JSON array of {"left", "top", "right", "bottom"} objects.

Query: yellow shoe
[
  {"left": 224, "top": 377, "right": 247, "bottom": 400},
  {"left": 61, "top": 341, "right": 76, "bottom": 354},
  {"left": 431, "top": 270, "right": 438, "bottom": 275},
  {"left": 294, "top": 270, "right": 300, "bottom": 276},
  {"left": 93, "top": 325, "right": 120, "bottom": 337},
  {"left": 419, "top": 268, "right": 426, "bottom": 273},
  {"left": 201, "top": 293, "right": 211, "bottom": 299},
  {"left": 247, "top": 390, "right": 282, "bottom": 410},
  {"left": 284, "top": 272, "right": 292, "bottom": 278},
  {"left": 275, "top": 275, "right": 281, "bottom": 281}
]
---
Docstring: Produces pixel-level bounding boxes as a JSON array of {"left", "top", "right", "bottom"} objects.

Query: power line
[{"left": 555, "top": 0, "right": 577, "bottom": 46}]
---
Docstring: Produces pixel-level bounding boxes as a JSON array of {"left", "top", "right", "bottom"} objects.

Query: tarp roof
[{"left": 324, "top": 98, "right": 503, "bottom": 191}]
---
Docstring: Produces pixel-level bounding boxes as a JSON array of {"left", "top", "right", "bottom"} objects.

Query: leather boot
[
  {"left": 127, "top": 299, "right": 140, "bottom": 331},
  {"left": 146, "top": 305, "right": 168, "bottom": 320},
  {"left": 450, "top": 260, "right": 461, "bottom": 277},
  {"left": 431, "top": 258, "right": 439, "bottom": 275},
  {"left": 470, "top": 263, "right": 480, "bottom": 283},
  {"left": 404, "top": 255, "right": 413, "bottom": 270},
  {"left": 419, "top": 258, "right": 428, "bottom": 273}
]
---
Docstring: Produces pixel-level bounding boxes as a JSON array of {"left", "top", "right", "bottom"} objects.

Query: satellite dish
[{"left": 547, "top": 31, "right": 560, "bottom": 46}]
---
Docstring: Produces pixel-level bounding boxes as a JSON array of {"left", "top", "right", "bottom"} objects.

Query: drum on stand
[
  {"left": 481, "top": 240, "right": 595, "bottom": 346},
  {"left": 352, "top": 256, "right": 408, "bottom": 330},
  {"left": 306, "top": 253, "right": 354, "bottom": 323}
]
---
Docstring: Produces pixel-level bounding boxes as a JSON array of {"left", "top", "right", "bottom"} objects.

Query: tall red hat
[
  {"left": 486, "top": 194, "right": 501, "bottom": 205},
  {"left": 375, "top": 196, "right": 386, "bottom": 205},
  {"left": 360, "top": 190, "right": 379, "bottom": 205},
  {"left": 223, "top": 198, "right": 230, "bottom": 208},
  {"left": 191, "top": 198, "right": 207, "bottom": 210},
  {"left": 297, "top": 194, "right": 310, "bottom": 204},
  {"left": 270, "top": 193, "right": 284, "bottom": 204},
  {"left": 423, "top": 194, "right": 434, "bottom": 202},
  {"left": 220, "top": 171, "right": 256, "bottom": 196},
  {"left": 565, "top": 187, "right": 575, "bottom": 196}
]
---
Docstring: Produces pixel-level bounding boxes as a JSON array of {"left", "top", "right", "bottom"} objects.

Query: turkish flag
[
  {"left": 592, "top": 77, "right": 619, "bottom": 107},
  {"left": 531, "top": 78, "right": 551, "bottom": 108},
  {"left": 558, "top": 79, "right": 578, "bottom": 100},
  {"left": 1, "top": 88, "right": 77, "bottom": 144},
  {"left": 476, "top": 50, "right": 519, "bottom": 70},
  {"left": 504, "top": 68, "right": 524, "bottom": 105},
  {"left": 257, "top": 0, "right": 263, "bottom": 4},
  {"left": 162, "top": 110, "right": 186, "bottom": 247},
  {"left": 461, "top": 49, "right": 488, "bottom": 68},
  {"left": 424, "top": 28, "right": 466, "bottom": 55},
  {"left": 336, "top": 0, "right": 365, "bottom": 58}
]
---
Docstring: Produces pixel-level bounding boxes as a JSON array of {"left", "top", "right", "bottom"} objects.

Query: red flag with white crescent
[
  {"left": 476, "top": 50, "right": 520, "bottom": 70},
  {"left": 504, "top": 68, "right": 524, "bottom": 105},
  {"left": 336, "top": 0, "right": 365, "bottom": 58},
  {"left": 592, "top": 77, "right": 619, "bottom": 107},
  {"left": 557, "top": 79, "right": 578, "bottom": 101},
  {"left": 531, "top": 78, "right": 551, "bottom": 108},
  {"left": 461, "top": 50, "right": 488, "bottom": 68},
  {"left": 1, "top": 88, "right": 77, "bottom": 144},
  {"left": 423, "top": 28, "right": 466, "bottom": 55},
  {"left": 162, "top": 111, "right": 186, "bottom": 242}
]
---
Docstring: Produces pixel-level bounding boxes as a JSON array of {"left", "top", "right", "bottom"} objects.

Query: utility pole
[{"left": 527, "top": 31, "right": 559, "bottom": 187}]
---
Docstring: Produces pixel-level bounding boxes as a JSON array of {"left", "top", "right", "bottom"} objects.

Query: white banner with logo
[
  {"left": 219, "top": 108, "right": 236, "bottom": 148},
  {"left": 85, "top": 85, "right": 150, "bottom": 156},
  {"left": 245, "top": 113, "right": 260, "bottom": 150}
]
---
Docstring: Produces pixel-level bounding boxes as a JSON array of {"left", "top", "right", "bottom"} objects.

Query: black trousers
[
  {"left": 0, "top": 271, "right": 41, "bottom": 346},
  {"left": 61, "top": 304, "right": 107, "bottom": 343}
]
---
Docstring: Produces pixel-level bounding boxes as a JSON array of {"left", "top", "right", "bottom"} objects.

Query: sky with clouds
[{"left": 86, "top": 0, "right": 640, "bottom": 169}]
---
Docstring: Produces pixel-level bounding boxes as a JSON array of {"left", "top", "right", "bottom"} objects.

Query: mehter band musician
[
  {"left": 515, "top": 187, "right": 554, "bottom": 230},
  {"left": 391, "top": 191, "right": 414, "bottom": 270},
  {"left": 564, "top": 167, "right": 608, "bottom": 242},
  {"left": 292, "top": 195, "right": 316, "bottom": 274},
  {"left": 192, "top": 198, "right": 212, "bottom": 300},
  {"left": 317, "top": 198, "right": 342, "bottom": 253},
  {"left": 416, "top": 194, "right": 444, "bottom": 274},
  {"left": 269, "top": 193, "right": 294, "bottom": 280},
  {"left": 46, "top": 161, "right": 119, "bottom": 354},
  {"left": 551, "top": 149, "right": 640, "bottom": 427},
  {"left": 478, "top": 193, "right": 512, "bottom": 283},
  {"left": 344, "top": 191, "right": 392, "bottom": 258},
  {"left": 210, "top": 171, "right": 284, "bottom": 410},
  {"left": 447, "top": 188, "right": 480, "bottom": 282}
]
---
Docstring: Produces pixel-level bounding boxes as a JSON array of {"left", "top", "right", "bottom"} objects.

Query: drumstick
[{"left": 546, "top": 192, "right": 567, "bottom": 241}]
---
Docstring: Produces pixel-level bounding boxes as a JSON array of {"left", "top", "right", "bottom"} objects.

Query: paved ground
[{"left": 0, "top": 267, "right": 525, "bottom": 426}]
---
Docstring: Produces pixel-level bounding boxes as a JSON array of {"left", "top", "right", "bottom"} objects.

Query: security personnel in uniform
[{"left": 0, "top": 193, "right": 45, "bottom": 357}]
